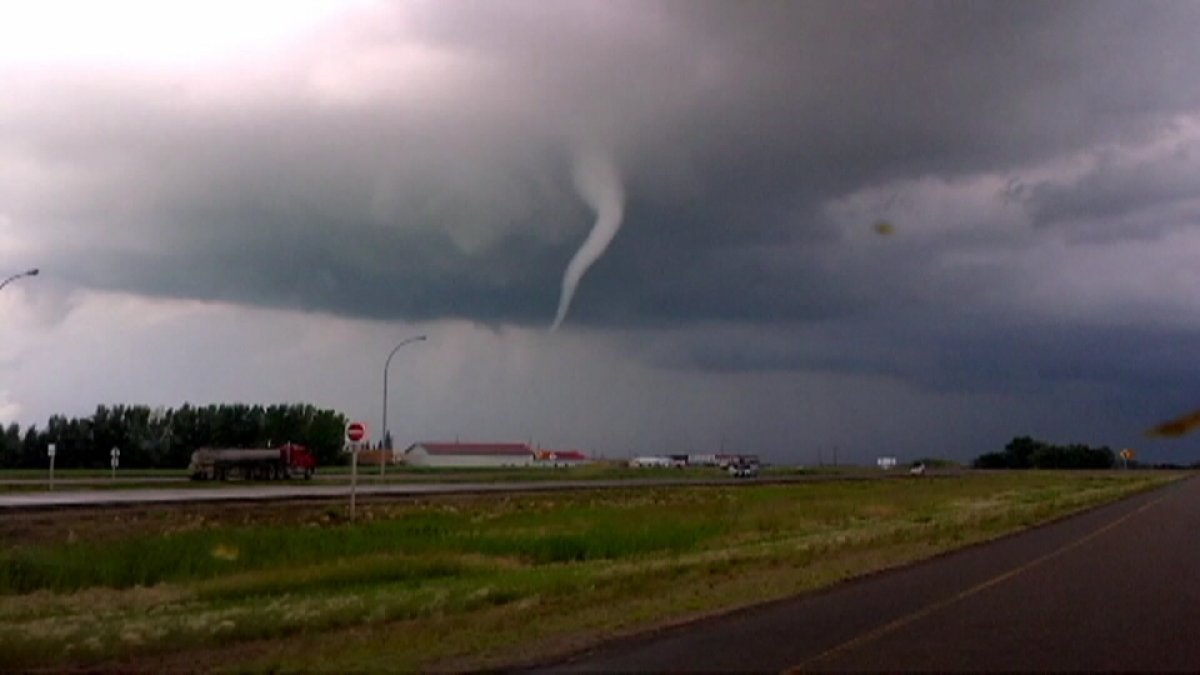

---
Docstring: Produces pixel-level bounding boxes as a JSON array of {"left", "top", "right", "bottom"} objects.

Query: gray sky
[{"left": 4, "top": 0, "right": 1200, "bottom": 464}]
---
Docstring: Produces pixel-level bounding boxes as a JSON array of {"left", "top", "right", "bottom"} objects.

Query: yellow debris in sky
[{"left": 1146, "top": 409, "right": 1200, "bottom": 438}]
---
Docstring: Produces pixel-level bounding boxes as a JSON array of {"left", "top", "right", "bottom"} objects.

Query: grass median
[{"left": 0, "top": 470, "right": 1182, "bottom": 671}]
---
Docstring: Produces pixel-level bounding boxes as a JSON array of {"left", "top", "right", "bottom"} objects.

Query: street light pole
[
  {"left": 0, "top": 268, "right": 39, "bottom": 293},
  {"left": 382, "top": 334, "right": 426, "bottom": 476}
]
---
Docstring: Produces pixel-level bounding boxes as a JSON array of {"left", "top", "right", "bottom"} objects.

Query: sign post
[
  {"left": 47, "top": 443, "right": 56, "bottom": 490},
  {"left": 346, "top": 422, "right": 368, "bottom": 522},
  {"left": 1119, "top": 448, "right": 1135, "bottom": 469},
  {"left": 110, "top": 447, "right": 120, "bottom": 480},
  {"left": 350, "top": 444, "right": 358, "bottom": 521}
]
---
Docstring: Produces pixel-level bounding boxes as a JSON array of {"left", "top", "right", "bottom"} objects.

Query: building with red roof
[
  {"left": 401, "top": 442, "right": 534, "bottom": 468},
  {"left": 533, "top": 449, "right": 590, "bottom": 467}
]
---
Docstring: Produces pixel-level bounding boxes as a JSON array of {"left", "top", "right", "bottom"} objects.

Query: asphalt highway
[
  {"left": 0, "top": 478, "right": 691, "bottom": 509},
  {"left": 0, "top": 474, "right": 879, "bottom": 510},
  {"left": 542, "top": 476, "right": 1199, "bottom": 673}
]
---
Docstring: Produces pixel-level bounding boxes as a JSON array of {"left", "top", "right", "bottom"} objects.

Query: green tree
[
  {"left": 3, "top": 402, "right": 350, "bottom": 469},
  {"left": 973, "top": 452, "right": 1009, "bottom": 469},
  {"left": 19, "top": 425, "right": 41, "bottom": 468},
  {"left": 0, "top": 423, "right": 17, "bottom": 468},
  {"left": 1004, "top": 436, "right": 1045, "bottom": 469},
  {"left": 308, "top": 408, "right": 349, "bottom": 466},
  {"left": 979, "top": 436, "right": 1117, "bottom": 470}
]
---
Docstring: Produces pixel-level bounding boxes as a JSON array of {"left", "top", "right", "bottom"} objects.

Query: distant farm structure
[
  {"left": 393, "top": 442, "right": 592, "bottom": 469},
  {"left": 629, "top": 453, "right": 760, "bottom": 471}
]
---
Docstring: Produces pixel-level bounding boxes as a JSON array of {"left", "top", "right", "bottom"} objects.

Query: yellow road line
[{"left": 784, "top": 491, "right": 1172, "bottom": 673}]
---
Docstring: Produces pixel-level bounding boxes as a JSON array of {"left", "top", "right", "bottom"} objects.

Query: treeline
[
  {"left": 973, "top": 436, "right": 1115, "bottom": 470},
  {"left": 0, "top": 403, "right": 348, "bottom": 470}
]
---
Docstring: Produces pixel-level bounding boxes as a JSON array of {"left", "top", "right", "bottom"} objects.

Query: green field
[{"left": 0, "top": 471, "right": 1181, "bottom": 671}]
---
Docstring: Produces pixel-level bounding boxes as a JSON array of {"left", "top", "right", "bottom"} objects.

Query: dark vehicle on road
[
  {"left": 728, "top": 458, "right": 759, "bottom": 478},
  {"left": 189, "top": 443, "right": 316, "bottom": 481}
]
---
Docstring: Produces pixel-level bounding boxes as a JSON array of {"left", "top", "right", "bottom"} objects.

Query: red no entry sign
[{"left": 346, "top": 422, "right": 368, "bottom": 443}]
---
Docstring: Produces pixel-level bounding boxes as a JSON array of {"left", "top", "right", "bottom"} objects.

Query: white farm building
[{"left": 401, "top": 442, "right": 534, "bottom": 468}]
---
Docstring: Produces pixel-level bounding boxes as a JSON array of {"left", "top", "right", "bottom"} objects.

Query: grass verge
[{"left": 0, "top": 471, "right": 1181, "bottom": 671}]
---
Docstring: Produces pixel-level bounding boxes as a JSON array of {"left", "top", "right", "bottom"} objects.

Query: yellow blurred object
[
  {"left": 1146, "top": 409, "right": 1200, "bottom": 438},
  {"left": 873, "top": 221, "right": 895, "bottom": 235}
]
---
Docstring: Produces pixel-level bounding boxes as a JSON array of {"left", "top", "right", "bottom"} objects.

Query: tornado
[{"left": 551, "top": 151, "right": 625, "bottom": 331}]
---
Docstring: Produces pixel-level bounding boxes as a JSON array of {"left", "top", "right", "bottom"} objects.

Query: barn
[
  {"left": 534, "top": 449, "right": 590, "bottom": 467},
  {"left": 401, "top": 442, "right": 534, "bottom": 468}
]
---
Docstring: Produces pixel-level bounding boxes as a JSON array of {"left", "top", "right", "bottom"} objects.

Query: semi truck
[{"left": 188, "top": 443, "right": 317, "bottom": 481}]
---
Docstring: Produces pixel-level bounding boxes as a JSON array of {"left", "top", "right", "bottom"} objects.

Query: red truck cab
[{"left": 282, "top": 443, "right": 317, "bottom": 479}]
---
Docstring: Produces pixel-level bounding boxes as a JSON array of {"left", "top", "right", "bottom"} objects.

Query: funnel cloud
[{"left": 551, "top": 151, "right": 626, "bottom": 331}]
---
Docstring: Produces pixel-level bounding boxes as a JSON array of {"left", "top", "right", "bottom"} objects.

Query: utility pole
[
  {"left": 382, "top": 335, "right": 426, "bottom": 479},
  {"left": 0, "top": 268, "right": 38, "bottom": 292}
]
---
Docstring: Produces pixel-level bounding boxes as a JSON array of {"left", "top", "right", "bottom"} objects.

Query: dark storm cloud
[
  {"left": 644, "top": 317, "right": 1200, "bottom": 398},
  {"left": 7, "top": 0, "right": 1200, "bottom": 430},
  {"left": 8, "top": 1, "right": 1200, "bottom": 328},
  {"left": 49, "top": 225, "right": 572, "bottom": 323},
  {"left": 1024, "top": 136, "right": 1200, "bottom": 241}
]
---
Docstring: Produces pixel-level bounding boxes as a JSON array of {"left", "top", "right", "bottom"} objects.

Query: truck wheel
[{"left": 304, "top": 468, "right": 313, "bottom": 480}]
